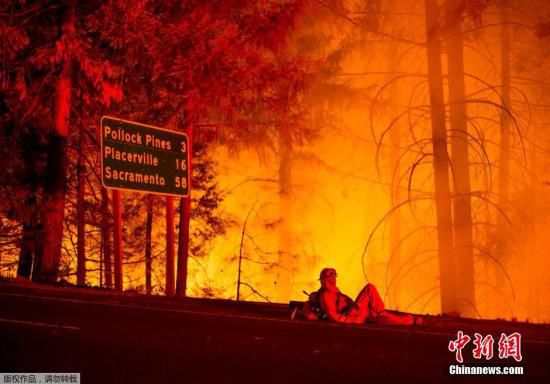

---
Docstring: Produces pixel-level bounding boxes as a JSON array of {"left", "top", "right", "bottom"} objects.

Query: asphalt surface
[{"left": 1, "top": 280, "right": 549, "bottom": 383}]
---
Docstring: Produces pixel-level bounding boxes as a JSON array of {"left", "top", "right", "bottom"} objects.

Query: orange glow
[
  {"left": 181, "top": 1, "right": 550, "bottom": 323},
  {"left": 3, "top": 0, "right": 549, "bottom": 325}
]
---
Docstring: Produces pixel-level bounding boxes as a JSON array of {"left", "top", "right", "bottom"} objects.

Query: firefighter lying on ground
[{"left": 301, "top": 268, "right": 423, "bottom": 325}]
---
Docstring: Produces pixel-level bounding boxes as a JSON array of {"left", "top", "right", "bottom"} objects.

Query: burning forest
[{"left": 1, "top": 0, "right": 550, "bottom": 324}]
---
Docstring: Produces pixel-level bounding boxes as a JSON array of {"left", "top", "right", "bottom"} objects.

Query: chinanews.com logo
[{"left": 447, "top": 330, "right": 524, "bottom": 376}]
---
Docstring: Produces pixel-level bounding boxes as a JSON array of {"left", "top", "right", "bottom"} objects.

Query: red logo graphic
[
  {"left": 498, "top": 332, "right": 523, "bottom": 362},
  {"left": 472, "top": 333, "right": 494, "bottom": 360},
  {"left": 448, "top": 330, "right": 471, "bottom": 363},
  {"left": 448, "top": 331, "right": 522, "bottom": 363}
]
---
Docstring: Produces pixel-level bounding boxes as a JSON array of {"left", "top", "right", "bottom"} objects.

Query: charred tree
[
  {"left": 498, "top": 0, "right": 511, "bottom": 215},
  {"left": 276, "top": 109, "right": 294, "bottom": 302},
  {"left": 424, "top": 0, "right": 457, "bottom": 314},
  {"left": 17, "top": 133, "right": 43, "bottom": 279},
  {"left": 496, "top": 0, "right": 511, "bottom": 264},
  {"left": 76, "top": 124, "right": 86, "bottom": 286},
  {"left": 17, "top": 206, "right": 35, "bottom": 279},
  {"left": 492, "top": 0, "right": 514, "bottom": 311},
  {"left": 34, "top": 1, "right": 74, "bottom": 283},
  {"left": 384, "top": 13, "right": 404, "bottom": 308},
  {"left": 445, "top": 0, "right": 476, "bottom": 317},
  {"left": 176, "top": 196, "right": 191, "bottom": 297}
]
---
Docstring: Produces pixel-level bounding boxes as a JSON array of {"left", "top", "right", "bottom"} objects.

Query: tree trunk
[
  {"left": 17, "top": 207, "right": 35, "bottom": 279},
  {"left": 446, "top": 0, "right": 476, "bottom": 317},
  {"left": 101, "top": 187, "right": 112, "bottom": 288},
  {"left": 145, "top": 194, "right": 153, "bottom": 295},
  {"left": 498, "top": 0, "right": 511, "bottom": 218},
  {"left": 34, "top": 1, "right": 74, "bottom": 283},
  {"left": 34, "top": 138, "right": 68, "bottom": 283},
  {"left": 176, "top": 197, "right": 190, "bottom": 296},
  {"left": 17, "top": 133, "right": 42, "bottom": 279},
  {"left": 385, "top": 15, "right": 403, "bottom": 308},
  {"left": 493, "top": 0, "right": 512, "bottom": 311},
  {"left": 424, "top": 0, "right": 457, "bottom": 314},
  {"left": 388, "top": 123, "right": 402, "bottom": 308},
  {"left": 277, "top": 120, "right": 293, "bottom": 302},
  {"left": 176, "top": 123, "right": 193, "bottom": 297},
  {"left": 76, "top": 125, "right": 86, "bottom": 285}
]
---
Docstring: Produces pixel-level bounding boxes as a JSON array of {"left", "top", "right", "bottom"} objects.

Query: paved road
[{"left": 1, "top": 282, "right": 549, "bottom": 383}]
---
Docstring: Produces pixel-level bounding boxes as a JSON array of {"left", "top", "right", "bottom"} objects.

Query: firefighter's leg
[
  {"left": 355, "top": 284, "right": 415, "bottom": 325},
  {"left": 354, "top": 283, "right": 386, "bottom": 321},
  {"left": 376, "top": 311, "right": 415, "bottom": 325}
]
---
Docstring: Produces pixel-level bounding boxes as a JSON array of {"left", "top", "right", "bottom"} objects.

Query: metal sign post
[
  {"left": 165, "top": 196, "right": 175, "bottom": 296},
  {"left": 112, "top": 189, "right": 122, "bottom": 292}
]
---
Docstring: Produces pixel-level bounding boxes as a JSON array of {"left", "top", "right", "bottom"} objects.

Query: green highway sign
[{"left": 100, "top": 116, "right": 190, "bottom": 197}]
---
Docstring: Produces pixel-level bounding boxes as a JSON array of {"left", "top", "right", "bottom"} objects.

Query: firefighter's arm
[
  {"left": 320, "top": 291, "right": 360, "bottom": 323},
  {"left": 301, "top": 301, "right": 320, "bottom": 320}
]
